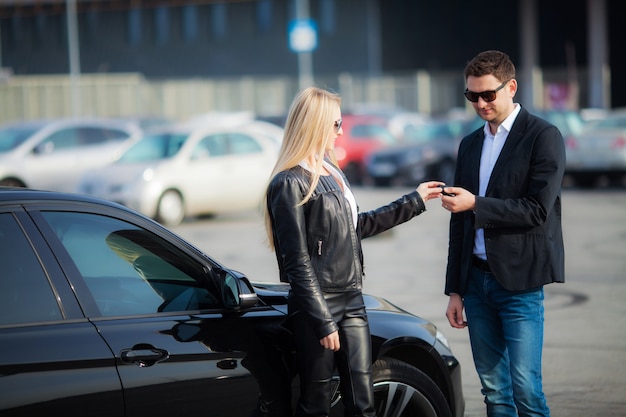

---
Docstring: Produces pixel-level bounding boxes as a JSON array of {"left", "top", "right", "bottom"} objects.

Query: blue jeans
[{"left": 464, "top": 265, "right": 550, "bottom": 417}]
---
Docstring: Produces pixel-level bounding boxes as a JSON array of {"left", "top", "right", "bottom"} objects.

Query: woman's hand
[
  {"left": 320, "top": 330, "right": 340, "bottom": 351},
  {"left": 416, "top": 181, "right": 445, "bottom": 202}
]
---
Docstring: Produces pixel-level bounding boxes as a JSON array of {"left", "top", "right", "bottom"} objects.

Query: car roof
[
  {"left": 143, "top": 119, "right": 279, "bottom": 136},
  {"left": 0, "top": 187, "right": 169, "bottom": 229},
  {"left": 0, "top": 187, "right": 128, "bottom": 209}
]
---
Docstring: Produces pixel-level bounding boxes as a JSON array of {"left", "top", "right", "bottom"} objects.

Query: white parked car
[
  {"left": 565, "top": 109, "right": 626, "bottom": 187},
  {"left": 0, "top": 118, "right": 143, "bottom": 192},
  {"left": 77, "top": 120, "right": 281, "bottom": 226}
]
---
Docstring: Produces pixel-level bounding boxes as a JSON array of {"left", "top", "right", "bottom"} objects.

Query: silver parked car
[
  {"left": 565, "top": 109, "right": 626, "bottom": 187},
  {"left": 77, "top": 120, "right": 280, "bottom": 226},
  {"left": 0, "top": 118, "right": 143, "bottom": 192}
]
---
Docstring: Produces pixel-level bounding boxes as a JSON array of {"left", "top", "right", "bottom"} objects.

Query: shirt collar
[{"left": 501, "top": 103, "right": 521, "bottom": 132}]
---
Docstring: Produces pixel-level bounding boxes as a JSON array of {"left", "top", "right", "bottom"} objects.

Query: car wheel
[
  {"left": 372, "top": 357, "right": 452, "bottom": 417},
  {"left": 572, "top": 173, "right": 597, "bottom": 188},
  {"left": 373, "top": 177, "right": 392, "bottom": 187},
  {"left": 0, "top": 178, "right": 26, "bottom": 187},
  {"left": 156, "top": 190, "right": 185, "bottom": 227}
]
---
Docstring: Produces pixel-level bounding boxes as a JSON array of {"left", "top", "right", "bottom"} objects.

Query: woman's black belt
[{"left": 472, "top": 256, "right": 491, "bottom": 273}]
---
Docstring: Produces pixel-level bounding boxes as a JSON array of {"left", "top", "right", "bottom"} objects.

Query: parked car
[
  {"left": 563, "top": 109, "right": 626, "bottom": 187},
  {"left": 117, "top": 116, "right": 172, "bottom": 131},
  {"left": 77, "top": 120, "right": 280, "bottom": 226},
  {"left": 534, "top": 109, "right": 586, "bottom": 142},
  {"left": 366, "top": 118, "right": 483, "bottom": 187},
  {"left": 531, "top": 109, "right": 587, "bottom": 185},
  {"left": 350, "top": 103, "right": 431, "bottom": 142},
  {"left": 0, "top": 118, "right": 143, "bottom": 192},
  {"left": 333, "top": 114, "right": 398, "bottom": 184},
  {"left": 0, "top": 188, "right": 464, "bottom": 417}
]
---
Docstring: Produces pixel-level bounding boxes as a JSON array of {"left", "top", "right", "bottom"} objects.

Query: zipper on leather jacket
[{"left": 317, "top": 240, "right": 323, "bottom": 255}]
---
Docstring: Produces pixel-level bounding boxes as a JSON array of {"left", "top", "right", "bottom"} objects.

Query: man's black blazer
[{"left": 445, "top": 107, "right": 566, "bottom": 294}]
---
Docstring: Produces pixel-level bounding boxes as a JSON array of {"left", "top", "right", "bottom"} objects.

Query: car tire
[
  {"left": 156, "top": 190, "right": 185, "bottom": 227},
  {"left": 372, "top": 357, "right": 452, "bottom": 417},
  {"left": 572, "top": 173, "right": 597, "bottom": 188},
  {"left": 373, "top": 177, "right": 392, "bottom": 187},
  {"left": 0, "top": 178, "right": 26, "bottom": 187}
]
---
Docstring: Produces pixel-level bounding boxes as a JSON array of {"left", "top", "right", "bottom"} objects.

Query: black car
[
  {"left": 366, "top": 118, "right": 483, "bottom": 187},
  {"left": 0, "top": 188, "right": 464, "bottom": 417}
]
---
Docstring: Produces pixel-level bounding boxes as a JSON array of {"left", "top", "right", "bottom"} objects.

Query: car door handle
[{"left": 120, "top": 343, "right": 170, "bottom": 367}]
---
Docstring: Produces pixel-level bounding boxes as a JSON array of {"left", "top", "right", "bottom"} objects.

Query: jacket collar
[{"left": 466, "top": 106, "right": 529, "bottom": 194}]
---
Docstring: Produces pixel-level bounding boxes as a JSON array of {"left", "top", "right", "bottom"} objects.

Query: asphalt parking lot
[{"left": 172, "top": 186, "right": 626, "bottom": 417}]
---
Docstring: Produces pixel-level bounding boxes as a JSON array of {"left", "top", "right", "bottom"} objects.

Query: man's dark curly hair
[{"left": 464, "top": 50, "right": 516, "bottom": 83}]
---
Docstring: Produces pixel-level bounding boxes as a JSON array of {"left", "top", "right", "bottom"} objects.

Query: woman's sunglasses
[
  {"left": 334, "top": 119, "right": 343, "bottom": 132},
  {"left": 464, "top": 80, "right": 508, "bottom": 103}
]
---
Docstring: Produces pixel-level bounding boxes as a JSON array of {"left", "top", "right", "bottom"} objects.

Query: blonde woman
[{"left": 265, "top": 86, "right": 442, "bottom": 416}]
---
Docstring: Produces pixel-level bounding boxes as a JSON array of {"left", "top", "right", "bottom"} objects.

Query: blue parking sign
[{"left": 288, "top": 19, "right": 318, "bottom": 53}]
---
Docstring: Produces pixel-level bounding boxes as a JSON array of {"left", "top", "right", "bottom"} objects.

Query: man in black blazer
[{"left": 441, "top": 50, "right": 565, "bottom": 417}]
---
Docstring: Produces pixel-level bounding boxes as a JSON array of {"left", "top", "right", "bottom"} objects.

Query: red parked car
[{"left": 333, "top": 114, "right": 397, "bottom": 184}]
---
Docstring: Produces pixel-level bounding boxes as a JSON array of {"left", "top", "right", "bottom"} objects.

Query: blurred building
[{"left": 0, "top": 0, "right": 623, "bottom": 115}]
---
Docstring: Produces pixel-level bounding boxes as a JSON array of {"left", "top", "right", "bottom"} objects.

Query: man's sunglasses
[
  {"left": 464, "top": 80, "right": 508, "bottom": 103},
  {"left": 334, "top": 119, "right": 343, "bottom": 132}
]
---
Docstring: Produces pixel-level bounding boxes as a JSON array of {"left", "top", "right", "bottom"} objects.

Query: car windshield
[
  {"left": 351, "top": 124, "right": 397, "bottom": 144},
  {"left": 118, "top": 132, "right": 188, "bottom": 162},
  {"left": 0, "top": 125, "right": 39, "bottom": 153}
]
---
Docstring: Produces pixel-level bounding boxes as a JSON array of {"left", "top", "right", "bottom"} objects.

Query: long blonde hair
[{"left": 264, "top": 86, "right": 342, "bottom": 250}]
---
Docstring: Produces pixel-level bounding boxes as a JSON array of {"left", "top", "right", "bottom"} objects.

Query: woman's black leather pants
[{"left": 289, "top": 291, "right": 376, "bottom": 417}]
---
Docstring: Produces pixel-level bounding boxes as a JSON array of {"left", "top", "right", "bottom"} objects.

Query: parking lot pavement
[{"left": 172, "top": 186, "right": 626, "bottom": 417}]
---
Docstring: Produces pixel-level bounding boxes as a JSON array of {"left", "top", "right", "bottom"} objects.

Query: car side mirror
[{"left": 222, "top": 270, "right": 258, "bottom": 310}]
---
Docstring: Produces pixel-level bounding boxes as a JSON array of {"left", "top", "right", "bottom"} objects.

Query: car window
[
  {"left": 350, "top": 124, "right": 396, "bottom": 144},
  {"left": 195, "top": 134, "right": 228, "bottom": 157},
  {"left": 100, "top": 127, "right": 133, "bottom": 141},
  {"left": 0, "top": 125, "right": 39, "bottom": 152},
  {"left": 40, "top": 211, "right": 220, "bottom": 316},
  {"left": 0, "top": 213, "right": 62, "bottom": 325},
  {"left": 40, "top": 127, "right": 131, "bottom": 151},
  {"left": 228, "top": 133, "right": 263, "bottom": 154},
  {"left": 41, "top": 128, "right": 80, "bottom": 151},
  {"left": 119, "top": 133, "right": 187, "bottom": 162},
  {"left": 192, "top": 133, "right": 263, "bottom": 159},
  {"left": 76, "top": 127, "right": 129, "bottom": 145}
]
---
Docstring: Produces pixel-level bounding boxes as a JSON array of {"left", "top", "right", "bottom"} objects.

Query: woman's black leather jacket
[{"left": 267, "top": 165, "right": 426, "bottom": 338}]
